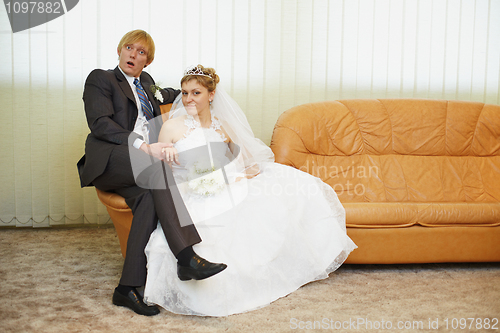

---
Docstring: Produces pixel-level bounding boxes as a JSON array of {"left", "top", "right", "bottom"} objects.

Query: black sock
[
  {"left": 116, "top": 284, "right": 136, "bottom": 296},
  {"left": 177, "top": 246, "right": 196, "bottom": 266}
]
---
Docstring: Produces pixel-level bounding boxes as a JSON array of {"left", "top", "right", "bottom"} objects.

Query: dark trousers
[{"left": 92, "top": 145, "right": 201, "bottom": 286}]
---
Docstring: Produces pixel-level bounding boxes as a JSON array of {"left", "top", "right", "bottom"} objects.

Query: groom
[{"left": 77, "top": 30, "right": 226, "bottom": 316}]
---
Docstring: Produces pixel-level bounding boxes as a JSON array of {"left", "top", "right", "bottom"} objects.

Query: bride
[{"left": 143, "top": 65, "right": 357, "bottom": 316}]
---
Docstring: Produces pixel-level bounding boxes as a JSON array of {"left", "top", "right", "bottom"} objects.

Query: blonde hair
[
  {"left": 181, "top": 65, "right": 220, "bottom": 92},
  {"left": 117, "top": 30, "right": 155, "bottom": 64}
]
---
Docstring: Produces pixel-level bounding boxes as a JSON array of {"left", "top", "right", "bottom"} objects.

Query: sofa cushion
[{"left": 344, "top": 202, "right": 500, "bottom": 228}]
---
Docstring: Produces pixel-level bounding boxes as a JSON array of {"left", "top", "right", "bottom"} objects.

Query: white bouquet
[{"left": 187, "top": 161, "right": 226, "bottom": 197}]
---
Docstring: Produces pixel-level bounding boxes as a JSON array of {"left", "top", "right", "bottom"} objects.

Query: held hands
[
  {"left": 162, "top": 146, "right": 180, "bottom": 166},
  {"left": 139, "top": 142, "right": 179, "bottom": 165}
]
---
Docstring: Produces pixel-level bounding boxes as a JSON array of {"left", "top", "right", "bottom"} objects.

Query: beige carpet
[{"left": 1, "top": 226, "right": 499, "bottom": 333}]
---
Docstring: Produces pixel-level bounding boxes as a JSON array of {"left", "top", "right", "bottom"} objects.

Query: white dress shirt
[{"left": 118, "top": 66, "right": 151, "bottom": 148}]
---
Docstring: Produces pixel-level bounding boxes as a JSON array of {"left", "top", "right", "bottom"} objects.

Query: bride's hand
[
  {"left": 244, "top": 164, "right": 260, "bottom": 179},
  {"left": 245, "top": 172, "right": 260, "bottom": 179},
  {"left": 162, "top": 146, "right": 180, "bottom": 166}
]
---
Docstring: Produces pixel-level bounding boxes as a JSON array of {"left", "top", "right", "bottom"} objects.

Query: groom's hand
[{"left": 139, "top": 142, "right": 173, "bottom": 161}]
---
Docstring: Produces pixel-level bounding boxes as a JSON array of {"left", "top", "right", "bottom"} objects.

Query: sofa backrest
[{"left": 270, "top": 99, "right": 500, "bottom": 203}]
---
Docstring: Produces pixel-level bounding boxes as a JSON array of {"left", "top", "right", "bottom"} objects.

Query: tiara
[{"left": 184, "top": 65, "right": 213, "bottom": 79}]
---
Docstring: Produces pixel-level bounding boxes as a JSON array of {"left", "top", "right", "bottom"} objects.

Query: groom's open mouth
[{"left": 127, "top": 61, "right": 135, "bottom": 68}]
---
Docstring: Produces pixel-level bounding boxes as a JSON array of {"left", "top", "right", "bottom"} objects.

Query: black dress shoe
[
  {"left": 112, "top": 288, "right": 160, "bottom": 316},
  {"left": 177, "top": 254, "right": 227, "bottom": 281}
]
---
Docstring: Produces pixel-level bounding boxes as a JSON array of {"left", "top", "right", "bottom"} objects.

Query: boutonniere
[{"left": 150, "top": 84, "right": 164, "bottom": 103}]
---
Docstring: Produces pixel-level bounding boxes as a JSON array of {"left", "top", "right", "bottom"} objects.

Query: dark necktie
[{"left": 134, "top": 78, "right": 154, "bottom": 120}]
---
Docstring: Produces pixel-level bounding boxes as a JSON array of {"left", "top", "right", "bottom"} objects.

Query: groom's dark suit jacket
[
  {"left": 76, "top": 67, "right": 201, "bottom": 287},
  {"left": 77, "top": 66, "right": 179, "bottom": 187}
]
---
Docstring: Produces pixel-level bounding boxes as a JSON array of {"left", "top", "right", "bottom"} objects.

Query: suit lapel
[
  {"left": 114, "top": 66, "right": 138, "bottom": 108},
  {"left": 113, "top": 67, "right": 160, "bottom": 117}
]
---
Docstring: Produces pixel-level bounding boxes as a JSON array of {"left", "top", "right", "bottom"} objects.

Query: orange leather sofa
[{"left": 270, "top": 99, "right": 500, "bottom": 264}]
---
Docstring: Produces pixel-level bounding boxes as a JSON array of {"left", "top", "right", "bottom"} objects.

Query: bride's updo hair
[{"left": 181, "top": 65, "right": 220, "bottom": 92}]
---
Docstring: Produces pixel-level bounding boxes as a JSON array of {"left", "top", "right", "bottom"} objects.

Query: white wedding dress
[{"left": 143, "top": 115, "right": 357, "bottom": 317}]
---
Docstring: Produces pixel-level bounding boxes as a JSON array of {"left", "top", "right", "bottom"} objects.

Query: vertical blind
[{"left": 0, "top": 0, "right": 498, "bottom": 227}]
